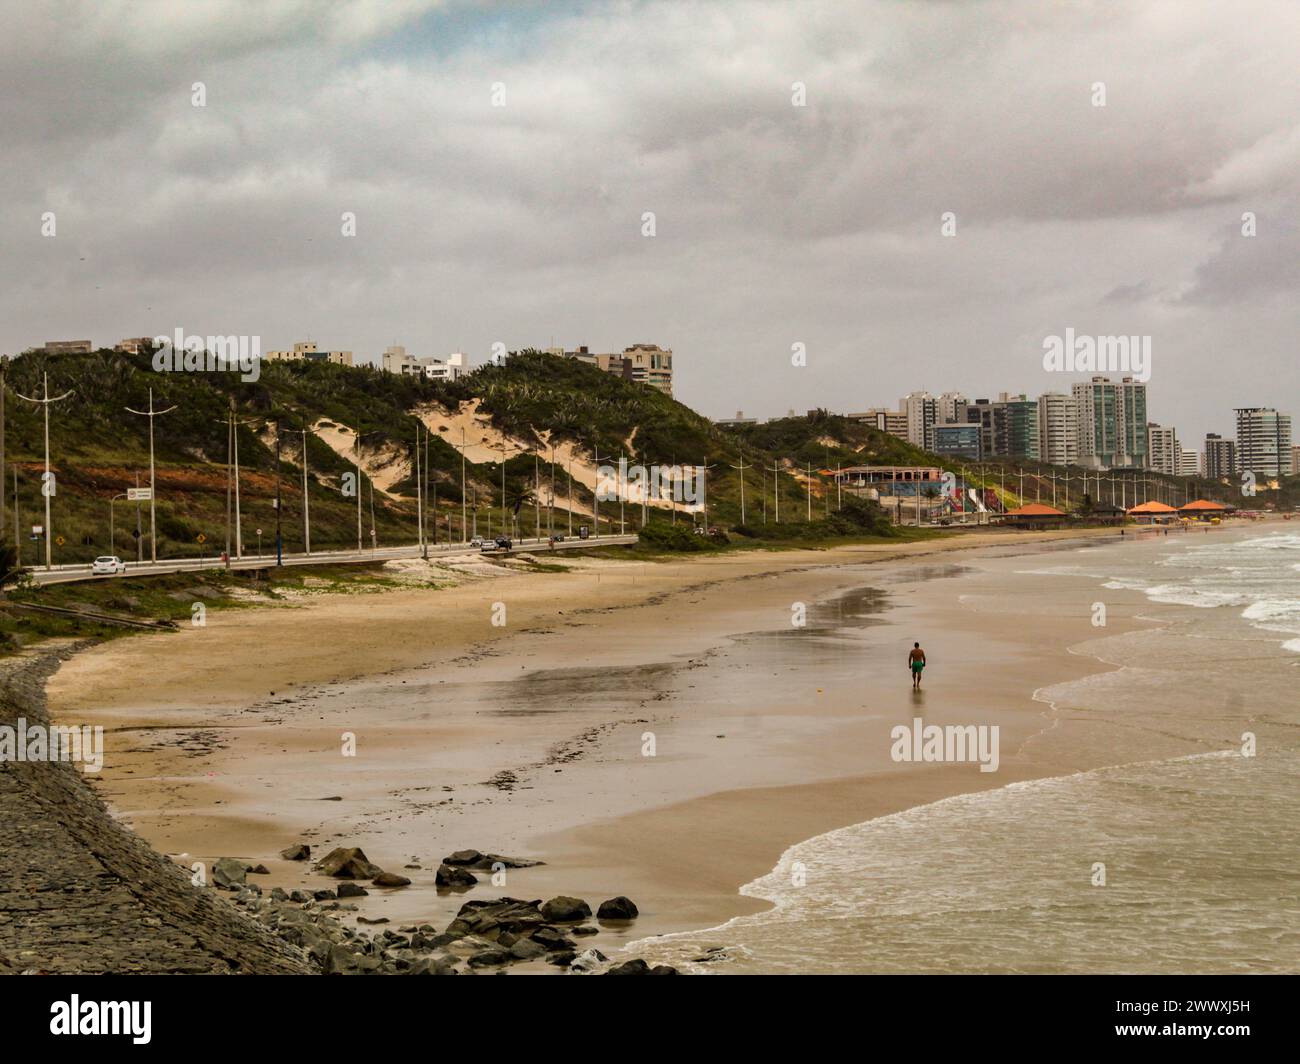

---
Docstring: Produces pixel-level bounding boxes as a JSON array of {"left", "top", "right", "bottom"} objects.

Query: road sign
[
  {"left": 131, "top": 528, "right": 141, "bottom": 539},
  {"left": 32, "top": 525, "right": 43, "bottom": 536},
  {"left": 196, "top": 533, "right": 207, "bottom": 544},
  {"left": 255, "top": 528, "right": 263, "bottom": 536},
  {"left": 55, "top": 535, "right": 65, "bottom": 546},
  {"left": 127, "top": 487, "right": 152, "bottom": 501}
]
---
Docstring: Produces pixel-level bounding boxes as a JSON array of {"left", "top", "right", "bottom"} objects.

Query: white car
[{"left": 91, "top": 555, "right": 126, "bottom": 576}]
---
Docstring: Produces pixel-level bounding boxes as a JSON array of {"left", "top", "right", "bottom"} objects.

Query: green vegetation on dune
[{"left": 0, "top": 347, "right": 903, "bottom": 564}]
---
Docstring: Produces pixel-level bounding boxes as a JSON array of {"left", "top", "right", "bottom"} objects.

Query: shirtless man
[{"left": 908, "top": 642, "right": 927, "bottom": 689}]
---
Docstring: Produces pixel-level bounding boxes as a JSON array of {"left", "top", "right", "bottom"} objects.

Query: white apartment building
[
  {"left": 1178, "top": 448, "right": 1200, "bottom": 478},
  {"left": 902, "top": 392, "right": 938, "bottom": 449},
  {"left": 1037, "top": 391, "right": 1078, "bottom": 466},
  {"left": 1146, "top": 423, "right": 1180, "bottom": 475},
  {"left": 936, "top": 391, "right": 968, "bottom": 426},
  {"left": 1235, "top": 407, "right": 1293, "bottom": 478},
  {"left": 382, "top": 345, "right": 467, "bottom": 381}
]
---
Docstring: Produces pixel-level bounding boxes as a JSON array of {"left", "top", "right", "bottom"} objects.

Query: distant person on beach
[{"left": 908, "top": 642, "right": 927, "bottom": 689}]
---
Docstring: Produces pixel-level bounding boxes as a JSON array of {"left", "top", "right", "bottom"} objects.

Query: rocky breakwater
[
  {"left": 226, "top": 842, "right": 678, "bottom": 975},
  {"left": 0, "top": 645, "right": 310, "bottom": 974}
]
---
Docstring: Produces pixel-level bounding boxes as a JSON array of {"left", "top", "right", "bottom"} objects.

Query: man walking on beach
[{"left": 908, "top": 642, "right": 927, "bottom": 689}]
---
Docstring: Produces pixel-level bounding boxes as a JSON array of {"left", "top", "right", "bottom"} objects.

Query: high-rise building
[
  {"left": 1235, "top": 407, "right": 1293, "bottom": 477},
  {"left": 1146, "top": 423, "right": 1179, "bottom": 475},
  {"left": 1204, "top": 433, "right": 1237, "bottom": 479},
  {"left": 902, "top": 392, "right": 938, "bottom": 449},
  {"left": 1178, "top": 448, "right": 1200, "bottom": 478},
  {"left": 1004, "top": 394, "right": 1040, "bottom": 460},
  {"left": 936, "top": 392, "right": 968, "bottom": 426},
  {"left": 965, "top": 399, "right": 1008, "bottom": 457},
  {"left": 622, "top": 344, "right": 673, "bottom": 396},
  {"left": 1072, "top": 376, "right": 1148, "bottom": 468},
  {"left": 1037, "top": 392, "right": 1078, "bottom": 466},
  {"left": 1292, "top": 445, "right": 1300, "bottom": 478}
]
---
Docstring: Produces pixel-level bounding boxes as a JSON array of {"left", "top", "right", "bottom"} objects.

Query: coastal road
[{"left": 26, "top": 534, "right": 640, "bottom": 587}]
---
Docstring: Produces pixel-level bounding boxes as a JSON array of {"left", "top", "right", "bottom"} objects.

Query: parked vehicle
[
  {"left": 577, "top": 525, "right": 590, "bottom": 540},
  {"left": 470, "top": 537, "right": 484, "bottom": 548},
  {"left": 91, "top": 555, "right": 126, "bottom": 576},
  {"left": 495, "top": 536, "right": 512, "bottom": 551}
]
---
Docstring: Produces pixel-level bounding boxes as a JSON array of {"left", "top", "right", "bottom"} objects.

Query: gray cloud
[{"left": 2, "top": 0, "right": 1297, "bottom": 445}]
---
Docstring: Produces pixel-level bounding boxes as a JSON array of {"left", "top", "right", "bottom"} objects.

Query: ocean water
[{"left": 627, "top": 530, "right": 1300, "bottom": 974}]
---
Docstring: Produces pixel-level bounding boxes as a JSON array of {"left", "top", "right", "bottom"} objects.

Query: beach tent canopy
[
  {"left": 1180, "top": 499, "right": 1229, "bottom": 512},
  {"left": 1006, "top": 503, "right": 1065, "bottom": 517},
  {"left": 1127, "top": 500, "right": 1178, "bottom": 514}
]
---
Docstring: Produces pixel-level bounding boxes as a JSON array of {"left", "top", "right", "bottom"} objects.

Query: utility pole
[
  {"left": 729, "top": 456, "right": 751, "bottom": 525},
  {"left": 535, "top": 452, "right": 541, "bottom": 542},
  {"left": 415, "top": 425, "right": 424, "bottom": 553},
  {"left": 123, "top": 386, "right": 175, "bottom": 564},
  {"left": 806, "top": 462, "right": 813, "bottom": 522},
  {"left": 460, "top": 427, "right": 467, "bottom": 544},
  {"left": 224, "top": 412, "right": 233, "bottom": 568},
  {"left": 15, "top": 373, "right": 73, "bottom": 570},
  {"left": 423, "top": 426, "right": 431, "bottom": 556},
  {"left": 354, "top": 427, "right": 364, "bottom": 550},
  {"left": 567, "top": 451, "right": 574, "bottom": 537},
  {"left": 773, "top": 460, "right": 781, "bottom": 523},
  {"left": 217, "top": 405, "right": 257, "bottom": 559},
  {"left": 301, "top": 426, "right": 311, "bottom": 556},
  {"left": 274, "top": 419, "right": 283, "bottom": 566},
  {"left": 592, "top": 446, "right": 613, "bottom": 538},
  {"left": 618, "top": 453, "right": 626, "bottom": 536},
  {"left": 549, "top": 444, "right": 556, "bottom": 537}
]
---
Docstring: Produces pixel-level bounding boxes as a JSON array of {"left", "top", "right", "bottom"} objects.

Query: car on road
[
  {"left": 479, "top": 536, "right": 512, "bottom": 553},
  {"left": 90, "top": 555, "right": 126, "bottom": 576},
  {"left": 470, "top": 537, "right": 484, "bottom": 548}
]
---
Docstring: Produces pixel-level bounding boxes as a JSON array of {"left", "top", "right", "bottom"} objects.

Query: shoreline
[{"left": 42, "top": 524, "right": 1218, "bottom": 971}]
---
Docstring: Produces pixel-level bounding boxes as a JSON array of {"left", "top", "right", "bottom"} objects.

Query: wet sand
[{"left": 47, "top": 526, "right": 1157, "bottom": 957}]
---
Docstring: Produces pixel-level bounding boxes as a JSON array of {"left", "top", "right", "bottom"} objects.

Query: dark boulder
[
  {"left": 212, "top": 857, "right": 248, "bottom": 890},
  {"left": 280, "top": 843, "right": 311, "bottom": 861},
  {"left": 435, "top": 862, "right": 478, "bottom": 887},
  {"left": 540, "top": 895, "right": 591, "bottom": 922},
  {"left": 372, "top": 872, "right": 412, "bottom": 888},
  {"left": 605, "top": 958, "right": 652, "bottom": 976},
  {"left": 467, "top": 948, "right": 513, "bottom": 968},
  {"left": 337, "top": 882, "right": 369, "bottom": 898},
  {"left": 596, "top": 896, "right": 639, "bottom": 920},
  {"left": 314, "top": 846, "right": 383, "bottom": 879}
]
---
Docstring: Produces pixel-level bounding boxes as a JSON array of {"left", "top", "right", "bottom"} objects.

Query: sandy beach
[{"left": 44, "top": 525, "right": 1261, "bottom": 967}]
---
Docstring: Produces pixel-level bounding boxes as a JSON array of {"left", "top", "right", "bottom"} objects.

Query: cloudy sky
[{"left": 4, "top": 0, "right": 1297, "bottom": 443}]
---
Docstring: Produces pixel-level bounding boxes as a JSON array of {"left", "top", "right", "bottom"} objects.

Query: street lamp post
[
  {"left": 124, "top": 386, "right": 176, "bottom": 564},
  {"left": 14, "top": 373, "right": 74, "bottom": 570}
]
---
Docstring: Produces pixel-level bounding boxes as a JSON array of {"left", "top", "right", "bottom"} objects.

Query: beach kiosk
[
  {"left": 1127, "top": 500, "right": 1179, "bottom": 525},
  {"left": 1179, "top": 499, "right": 1229, "bottom": 523},
  {"left": 1004, "top": 502, "right": 1067, "bottom": 528}
]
